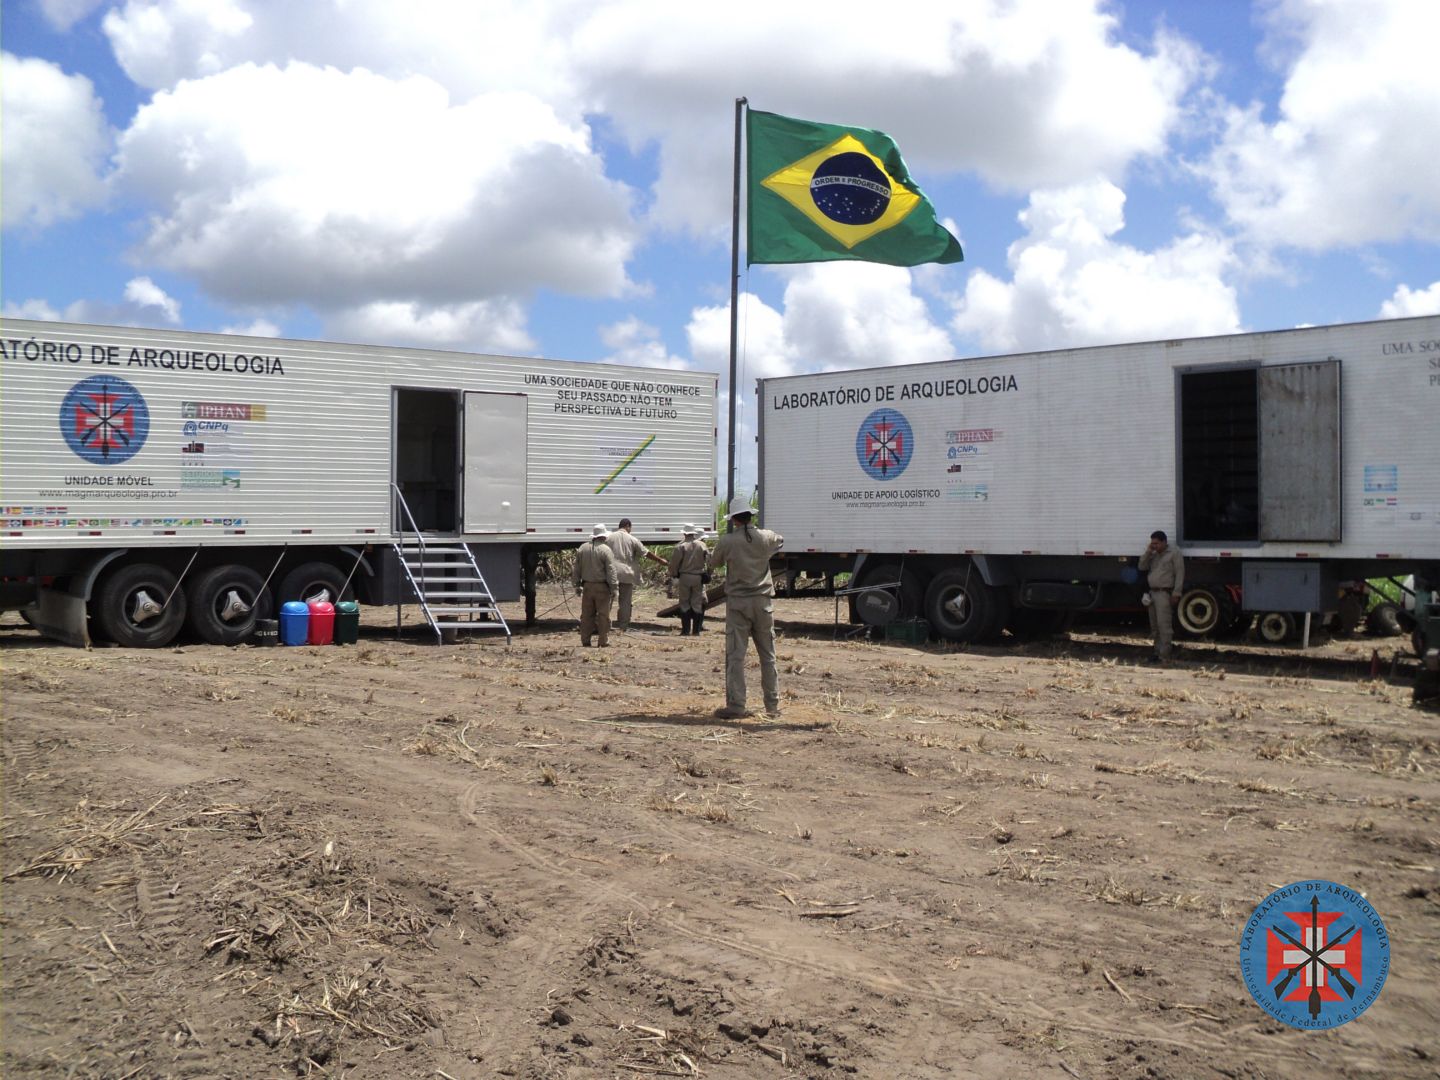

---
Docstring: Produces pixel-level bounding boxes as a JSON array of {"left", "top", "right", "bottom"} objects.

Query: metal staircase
[{"left": 392, "top": 484, "right": 511, "bottom": 644}]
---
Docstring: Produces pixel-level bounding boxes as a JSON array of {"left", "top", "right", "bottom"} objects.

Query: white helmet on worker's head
[
  {"left": 728, "top": 506, "right": 754, "bottom": 523},
  {"left": 681, "top": 523, "right": 698, "bottom": 536},
  {"left": 590, "top": 523, "right": 609, "bottom": 538}
]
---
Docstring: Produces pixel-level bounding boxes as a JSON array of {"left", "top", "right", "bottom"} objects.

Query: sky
[{"left": 4, "top": 0, "right": 1438, "bottom": 495}]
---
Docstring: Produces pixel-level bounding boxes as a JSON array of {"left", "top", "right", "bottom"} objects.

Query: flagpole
[{"left": 726, "top": 95, "right": 747, "bottom": 525}]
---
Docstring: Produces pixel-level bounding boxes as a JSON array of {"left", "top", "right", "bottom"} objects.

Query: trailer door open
[
  {"left": 1258, "top": 360, "right": 1341, "bottom": 542},
  {"left": 462, "top": 392, "right": 527, "bottom": 534},
  {"left": 1179, "top": 359, "right": 1341, "bottom": 544}
]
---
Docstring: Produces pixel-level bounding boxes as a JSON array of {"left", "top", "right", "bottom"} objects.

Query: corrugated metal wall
[
  {"left": 1, "top": 321, "right": 717, "bottom": 549},
  {"left": 758, "top": 317, "right": 1440, "bottom": 561}
]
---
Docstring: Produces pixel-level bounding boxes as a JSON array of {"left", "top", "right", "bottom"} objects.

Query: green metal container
[
  {"left": 883, "top": 618, "right": 930, "bottom": 644},
  {"left": 334, "top": 600, "right": 361, "bottom": 645}
]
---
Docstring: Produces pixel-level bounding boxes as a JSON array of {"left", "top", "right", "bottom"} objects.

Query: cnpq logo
[
  {"left": 1239, "top": 879, "right": 1390, "bottom": 1029},
  {"left": 60, "top": 375, "right": 151, "bottom": 465},
  {"left": 854, "top": 408, "right": 913, "bottom": 481}
]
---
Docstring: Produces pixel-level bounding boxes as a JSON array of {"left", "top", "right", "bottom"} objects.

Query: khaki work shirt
[
  {"left": 573, "top": 539, "right": 618, "bottom": 589},
  {"left": 668, "top": 538, "right": 709, "bottom": 580},
  {"left": 605, "top": 529, "right": 649, "bottom": 586},
  {"left": 1139, "top": 546, "right": 1185, "bottom": 593},
  {"left": 708, "top": 525, "right": 784, "bottom": 597}
]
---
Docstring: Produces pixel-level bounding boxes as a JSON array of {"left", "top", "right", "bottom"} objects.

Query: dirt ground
[{"left": 3, "top": 592, "right": 1438, "bottom": 1080}]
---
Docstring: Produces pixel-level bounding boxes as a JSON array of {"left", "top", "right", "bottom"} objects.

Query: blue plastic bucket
[{"left": 279, "top": 601, "right": 310, "bottom": 646}]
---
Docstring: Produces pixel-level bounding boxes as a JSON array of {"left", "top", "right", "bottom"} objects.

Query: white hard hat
[
  {"left": 682, "top": 523, "right": 698, "bottom": 535},
  {"left": 591, "top": 523, "right": 609, "bottom": 538}
]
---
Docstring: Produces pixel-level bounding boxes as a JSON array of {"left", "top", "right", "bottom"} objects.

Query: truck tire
[
  {"left": 924, "top": 567, "right": 993, "bottom": 643},
  {"left": 94, "top": 563, "right": 187, "bottom": 648},
  {"left": 1255, "top": 611, "right": 1296, "bottom": 644},
  {"left": 278, "top": 561, "right": 351, "bottom": 606},
  {"left": 852, "top": 562, "right": 923, "bottom": 626},
  {"left": 186, "top": 564, "right": 272, "bottom": 645},
  {"left": 1176, "top": 588, "right": 1221, "bottom": 638},
  {"left": 1366, "top": 601, "right": 1402, "bottom": 637}
]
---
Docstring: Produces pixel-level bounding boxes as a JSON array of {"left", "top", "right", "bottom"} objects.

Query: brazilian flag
[{"left": 747, "top": 109, "right": 963, "bottom": 267}]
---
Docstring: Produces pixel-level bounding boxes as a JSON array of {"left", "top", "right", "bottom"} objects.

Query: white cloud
[
  {"left": 2, "top": 298, "right": 64, "bottom": 321},
  {"left": 123, "top": 276, "right": 181, "bottom": 324},
  {"left": 2, "top": 276, "right": 182, "bottom": 326},
  {"left": 1379, "top": 281, "right": 1440, "bottom": 318},
  {"left": 599, "top": 318, "right": 691, "bottom": 370},
  {"left": 325, "top": 299, "right": 535, "bottom": 356},
  {"left": 1, "top": 53, "right": 109, "bottom": 229},
  {"left": 113, "top": 62, "right": 638, "bottom": 328},
  {"left": 101, "top": 1, "right": 1203, "bottom": 243},
  {"left": 577, "top": 2, "right": 1202, "bottom": 235},
  {"left": 218, "top": 317, "right": 281, "bottom": 337},
  {"left": 102, "top": 0, "right": 255, "bottom": 87},
  {"left": 776, "top": 264, "right": 955, "bottom": 370},
  {"left": 1200, "top": 0, "right": 1440, "bottom": 249},
  {"left": 951, "top": 180, "right": 1240, "bottom": 352},
  {"left": 39, "top": 0, "right": 106, "bottom": 31}
]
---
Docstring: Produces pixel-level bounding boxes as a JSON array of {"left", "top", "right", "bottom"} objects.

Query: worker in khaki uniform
[
  {"left": 667, "top": 524, "right": 710, "bottom": 636},
  {"left": 605, "top": 517, "right": 667, "bottom": 631},
  {"left": 707, "top": 508, "right": 784, "bottom": 718},
  {"left": 572, "top": 523, "right": 619, "bottom": 646},
  {"left": 1138, "top": 529, "right": 1184, "bottom": 663}
]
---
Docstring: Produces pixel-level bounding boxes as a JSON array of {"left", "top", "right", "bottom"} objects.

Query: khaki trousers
[
  {"left": 725, "top": 592, "right": 778, "bottom": 710},
  {"left": 1148, "top": 590, "right": 1175, "bottom": 658},
  {"left": 615, "top": 582, "right": 635, "bottom": 629},
  {"left": 580, "top": 582, "right": 613, "bottom": 644},
  {"left": 676, "top": 575, "right": 705, "bottom": 614}
]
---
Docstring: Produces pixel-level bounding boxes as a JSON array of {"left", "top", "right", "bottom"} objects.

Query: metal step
[{"left": 389, "top": 508, "right": 511, "bottom": 644}]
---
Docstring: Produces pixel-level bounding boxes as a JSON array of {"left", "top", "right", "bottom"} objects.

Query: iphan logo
[
  {"left": 60, "top": 375, "right": 151, "bottom": 465},
  {"left": 1239, "top": 879, "right": 1390, "bottom": 1029},
  {"left": 855, "top": 408, "right": 913, "bottom": 481}
]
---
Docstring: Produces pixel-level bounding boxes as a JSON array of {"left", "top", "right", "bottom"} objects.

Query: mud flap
[{"left": 32, "top": 585, "right": 91, "bottom": 648}]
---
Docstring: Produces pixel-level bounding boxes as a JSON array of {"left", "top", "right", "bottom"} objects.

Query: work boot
[
  {"left": 679, "top": 612, "right": 692, "bottom": 636},
  {"left": 714, "top": 705, "right": 754, "bottom": 720},
  {"left": 693, "top": 614, "right": 704, "bottom": 634},
  {"left": 764, "top": 702, "right": 782, "bottom": 719}
]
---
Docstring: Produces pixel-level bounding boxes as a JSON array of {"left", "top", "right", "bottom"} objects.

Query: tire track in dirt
[{"left": 457, "top": 781, "right": 1295, "bottom": 1066}]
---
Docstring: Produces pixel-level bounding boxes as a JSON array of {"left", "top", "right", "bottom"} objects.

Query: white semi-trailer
[
  {"left": 757, "top": 316, "right": 1440, "bottom": 643},
  {"left": 1, "top": 319, "right": 717, "bottom": 646}
]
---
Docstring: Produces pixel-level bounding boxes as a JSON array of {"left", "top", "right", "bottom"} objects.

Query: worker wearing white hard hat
[
  {"left": 571, "top": 523, "right": 618, "bottom": 646},
  {"left": 707, "top": 506, "right": 784, "bottom": 718},
  {"left": 667, "top": 523, "right": 711, "bottom": 636}
]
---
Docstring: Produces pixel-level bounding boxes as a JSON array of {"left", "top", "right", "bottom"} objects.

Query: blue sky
[{"left": 4, "top": 0, "right": 1438, "bottom": 489}]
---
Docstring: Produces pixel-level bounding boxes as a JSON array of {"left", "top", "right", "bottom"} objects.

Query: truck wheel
[
  {"left": 924, "top": 567, "right": 992, "bottom": 643},
  {"left": 852, "top": 562, "right": 923, "bottom": 626},
  {"left": 1255, "top": 611, "right": 1296, "bottom": 644},
  {"left": 1176, "top": 588, "right": 1221, "bottom": 638},
  {"left": 1366, "top": 601, "right": 1402, "bottom": 637},
  {"left": 278, "top": 561, "right": 351, "bottom": 606},
  {"left": 186, "top": 565, "right": 271, "bottom": 645},
  {"left": 95, "top": 563, "right": 187, "bottom": 648}
]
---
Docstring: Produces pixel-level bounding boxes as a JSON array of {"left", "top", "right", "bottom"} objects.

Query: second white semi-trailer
[{"left": 757, "top": 315, "right": 1440, "bottom": 642}]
